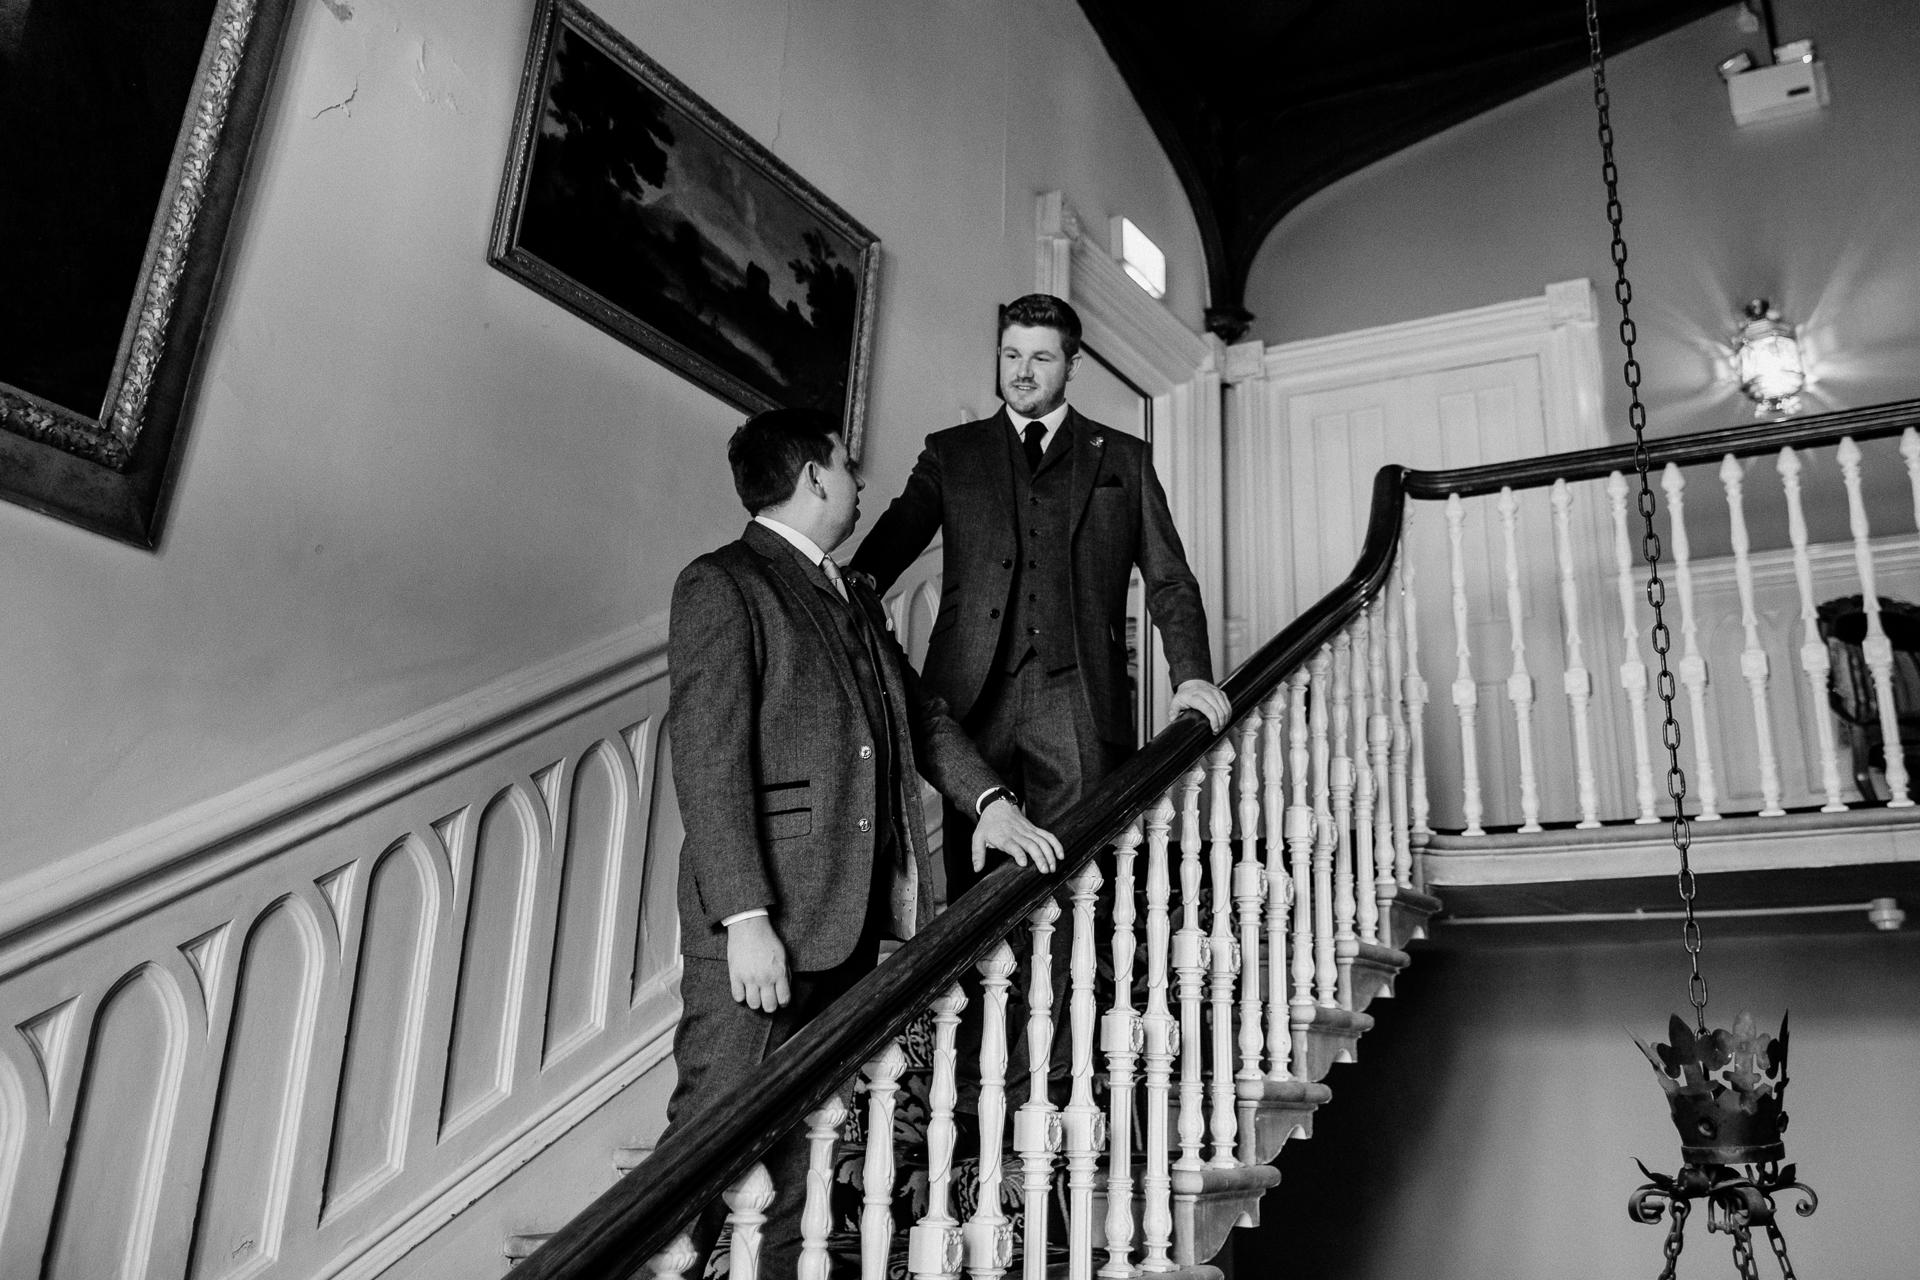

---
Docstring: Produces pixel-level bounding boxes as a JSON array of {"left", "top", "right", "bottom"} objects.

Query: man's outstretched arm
[{"left": 849, "top": 440, "right": 945, "bottom": 595}]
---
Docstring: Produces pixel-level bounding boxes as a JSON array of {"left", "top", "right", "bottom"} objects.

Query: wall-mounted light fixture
[
  {"left": 1111, "top": 217, "right": 1166, "bottom": 300},
  {"left": 1733, "top": 298, "right": 1806, "bottom": 416}
]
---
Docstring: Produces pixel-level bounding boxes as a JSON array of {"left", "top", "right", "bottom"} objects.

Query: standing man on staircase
[
  {"left": 849, "top": 293, "right": 1229, "bottom": 1103},
  {"left": 662, "top": 407, "right": 1062, "bottom": 1280},
  {"left": 850, "top": 292, "right": 1230, "bottom": 895}
]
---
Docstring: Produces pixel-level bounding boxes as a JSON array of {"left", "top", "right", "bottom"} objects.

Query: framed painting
[
  {"left": 0, "top": 0, "right": 297, "bottom": 547},
  {"left": 490, "top": 0, "right": 882, "bottom": 457}
]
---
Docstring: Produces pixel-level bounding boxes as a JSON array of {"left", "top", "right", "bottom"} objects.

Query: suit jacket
[
  {"left": 668, "top": 521, "right": 1001, "bottom": 971},
  {"left": 851, "top": 407, "right": 1213, "bottom": 746}
]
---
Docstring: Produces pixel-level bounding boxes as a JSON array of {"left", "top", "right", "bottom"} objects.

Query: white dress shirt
[{"left": 1008, "top": 402, "right": 1071, "bottom": 456}]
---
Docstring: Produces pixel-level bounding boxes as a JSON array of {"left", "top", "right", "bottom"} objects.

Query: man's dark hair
[
  {"left": 999, "top": 293, "right": 1083, "bottom": 359},
  {"left": 727, "top": 407, "right": 842, "bottom": 514}
]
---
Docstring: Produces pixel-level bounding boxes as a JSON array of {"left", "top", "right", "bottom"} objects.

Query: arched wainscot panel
[
  {"left": 440, "top": 785, "right": 542, "bottom": 1133},
  {"left": 322, "top": 838, "right": 438, "bottom": 1218},
  {"left": 0, "top": 1054, "right": 26, "bottom": 1258},
  {"left": 42, "top": 965, "right": 189, "bottom": 1280},
  {"left": 633, "top": 727, "right": 682, "bottom": 1003},
  {"left": 189, "top": 899, "right": 325, "bottom": 1280},
  {"left": 543, "top": 740, "right": 630, "bottom": 1066}
]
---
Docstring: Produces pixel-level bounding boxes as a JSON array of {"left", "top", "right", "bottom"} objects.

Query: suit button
[
  {"left": 1002, "top": 558, "right": 1013, "bottom": 569},
  {"left": 1028, "top": 559, "right": 1037, "bottom": 568},
  {"left": 857, "top": 818, "right": 871, "bottom": 832},
  {"left": 1030, "top": 496, "right": 1040, "bottom": 505},
  {"left": 1029, "top": 626, "right": 1040, "bottom": 635},
  {"left": 990, "top": 608, "right": 1001, "bottom": 619},
  {"left": 1030, "top": 528, "right": 1040, "bottom": 536},
  {"left": 1028, "top": 594, "right": 1037, "bottom": 602},
  {"left": 859, "top": 745, "right": 873, "bottom": 759}
]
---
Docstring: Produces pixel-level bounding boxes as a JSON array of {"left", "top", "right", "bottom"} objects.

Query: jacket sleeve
[
  {"left": 1136, "top": 451, "right": 1215, "bottom": 688},
  {"left": 848, "top": 438, "right": 945, "bottom": 595},
  {"left": 668, "top": 559, "right": 776, "bottom": 927}
]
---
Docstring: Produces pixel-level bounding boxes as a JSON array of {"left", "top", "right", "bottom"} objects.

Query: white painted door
[{"left": 1264, "top": 352, "right": 1628, "bottom": 831}]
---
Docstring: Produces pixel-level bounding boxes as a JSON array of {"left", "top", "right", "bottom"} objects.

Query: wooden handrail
[
  {"left": 514, "top": 468, "right": 1410, "bottom": 1278},
  {"left": 1405, "top": 397, "right": 1920, "bottom": 500}
]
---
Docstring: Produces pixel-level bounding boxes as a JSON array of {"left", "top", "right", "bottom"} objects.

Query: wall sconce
[{"left": 1733, "top": 298, "right": 1806, "bottom": 416}]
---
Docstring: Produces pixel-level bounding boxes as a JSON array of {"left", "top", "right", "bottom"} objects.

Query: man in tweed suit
[
  {"left": 851, "top": 294, "right": 1229, "bottom": 891},
  {"left": 661, "top": 407, "right": 1061, "bottom": 1280}
]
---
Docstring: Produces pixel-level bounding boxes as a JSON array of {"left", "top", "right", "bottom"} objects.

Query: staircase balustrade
[{"left": 512, "top": 398, "right": 1920, "bottom": 1280}]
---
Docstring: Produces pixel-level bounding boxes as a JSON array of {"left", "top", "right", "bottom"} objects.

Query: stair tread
[{"left": 1350, "top": 940, "right": 1410, "bottom": 967}]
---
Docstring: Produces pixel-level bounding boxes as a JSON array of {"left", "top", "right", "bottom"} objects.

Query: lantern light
[{"left": 1733, "top": 299, "right": 1806, "bottom": 417}]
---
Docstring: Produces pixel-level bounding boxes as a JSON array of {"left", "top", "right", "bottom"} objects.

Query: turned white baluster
[
  {"left": 801, "top": 1095, "right": 852, "bottom": 1280},
  {"left": 649, "top": 1233, "right": 702, "bottom": 1280},
  {"left": 1308, "top": 647, "right": 1338, "bottom": 1007},
  {"left": 1328, "top": 632, "right": 1357, "bottom": 996},
  {"left": 1206, "top": 736, "right": 1239, "bottom": 1167},
  {"left": 1174, "top": 764, "right": 1209, "bottom": 1173},
  {"left": 1719, "top": 454, "right": 1787, "bottom": 816},
  {"left": 861, "top": 1043, "right": 909, "bottom": 1280},
  {"left": 1399, "top": 506, "right": 1431, "bottom": 854},
  {"left": 1367, "top": 594, "right": 1396, "bottom": 939},
  {"left": 1496, "top": 487, "right": 1544, "bottom": 833},
  {"left": 1101, "top": 823, "right": 1144, "bottom": 1280},
  {"left": 1064, "top": 862, "right": 1107, "bottom": 1280},
  {"left": 1139, "top": 794, "right": 1177, "bottom": 1273},
  {"left": 1235, "top": 711, "right": 1268, "bottom": 1125},
  {"left": 1446, "top": 494, "right": 1486, "bottom": 835},
  {"left": 1350, "top": 610, "right": 1381, "bottom": 944},
  {"left": 1387, "top": 561, "right": 1413, "bottom": 892},
  {"left": 1777, "top": 448, "right": 1848, "bottom": 811},
  {"left": 1837, "top": 436, "right": 1913, "bottom": 806},
  {"left": 1014, "top": 901, "right": 1063, "bottom": 1280},
  {"left": 1285, "top": 667, "right": 1317, "bottom": 1049},
  {"left": 910, "top": 985, "right": 968, "bottom": 1280},
  {"left": 1607, "top": 471, "right": 1661, "bottom": 823},
  {"left": 1904, "top": 429, "right": 1920, "bottom": 533},
  {"left": 1260, "top": 686, "right": 1294, "bottom": 1081},
  {"left": 1550, "top": 480, "right": 1602, "bottom": 829},
  {"left": 966, "top": 944, "right": 1018, "bottom": 1280},
  {"left": 726, "top": 1164, "right": 777, "bottom": 1280},
  {"left": 1660, "top": 463, "right": 1723, "bottom": 820}
]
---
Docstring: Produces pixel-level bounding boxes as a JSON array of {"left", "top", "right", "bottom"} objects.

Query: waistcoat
[{"left": 1004, "top": 427, "right": 1078, "bottom": 673}]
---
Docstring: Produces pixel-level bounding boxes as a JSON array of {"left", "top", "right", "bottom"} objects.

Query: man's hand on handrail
[
  {"left": 1171, "top": 679, "right": 1231, "bottom": 733},
  {"left": 973, "top": 799, "right": 1065, "bottom": 874}
]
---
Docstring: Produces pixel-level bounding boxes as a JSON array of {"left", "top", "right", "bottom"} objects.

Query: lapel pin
[{"left": 1092, "top": 435, "right": 1104, "bottom": 447}]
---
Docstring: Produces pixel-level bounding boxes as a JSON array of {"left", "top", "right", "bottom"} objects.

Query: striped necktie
[{"left": 819, "top": 554, "right": 849, "bottom": 602}]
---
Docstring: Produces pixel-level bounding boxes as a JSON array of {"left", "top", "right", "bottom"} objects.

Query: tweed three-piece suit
[{"left": 662, "top": 519, "right": 1001, "bottom": 1278}]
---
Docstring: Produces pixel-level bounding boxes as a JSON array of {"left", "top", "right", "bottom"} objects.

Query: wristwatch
[{"left": 976, "top": 785, "right": 1021, "bottom": 816}]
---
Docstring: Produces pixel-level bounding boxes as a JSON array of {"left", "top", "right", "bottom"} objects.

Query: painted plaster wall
[
  {"left": 1243, "top": 0, "right": 1920, "bottom": 444},
  {"left": 1247, "top": 930, "right": 1920, "bottom": 1280},
  {"left": 0, "top": 0, "right": 1205, "bottom": 873}
]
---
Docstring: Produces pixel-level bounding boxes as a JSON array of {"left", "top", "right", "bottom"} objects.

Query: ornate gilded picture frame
[
  {"left": 490, "top": 0, "right": 881, "bottom": 457},
  {"left": 0, "top": 0, "right": 297, "bottom": 547}
]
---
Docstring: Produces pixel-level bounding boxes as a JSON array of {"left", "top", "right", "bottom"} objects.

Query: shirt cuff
[{"left": 721, "top": 908, "right": 770, "bottom": 928}]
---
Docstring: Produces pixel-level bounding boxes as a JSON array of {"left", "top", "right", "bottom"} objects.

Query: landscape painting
[{"left": 491, "top": 0, "right": 881, "bottom": 455}]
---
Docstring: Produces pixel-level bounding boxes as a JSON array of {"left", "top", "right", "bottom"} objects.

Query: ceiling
[{"left": 1075, "top": 0, "right": 1733, "bottom": 340}]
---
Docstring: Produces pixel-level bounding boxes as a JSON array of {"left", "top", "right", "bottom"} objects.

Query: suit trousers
[
  {"left": 946, "top": 654, "right": 1131, "bottom": 1111},
  {"left": 659, "top": 845, "right": 889, "bottom": 1280}
]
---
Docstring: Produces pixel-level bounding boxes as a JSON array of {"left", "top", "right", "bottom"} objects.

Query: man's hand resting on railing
[
  {"left": 727, "top": 914, "right": 791, "bottom": 1012},
  {"left": 973, "top": 799, "right": 1065, "bottom": 874},
  {"left": 1171, "top": 679, "right": 1232, "bottom": 733}
]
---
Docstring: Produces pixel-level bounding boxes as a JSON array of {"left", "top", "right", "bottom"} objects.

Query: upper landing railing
[{"left": 516, "top": 395, "right": 1920, "bottom": 1280}]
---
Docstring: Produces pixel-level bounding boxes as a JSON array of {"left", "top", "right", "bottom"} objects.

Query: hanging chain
[
  {"left": 1585, "top": 0, "right": 1708, "bottom": 1031},
  {"left": 1655, "top": 1200, "right": 1690, "bottom": 1280},
  {"left": 1763, "top": 1222, "right": 1799, "bottom": 1280}
]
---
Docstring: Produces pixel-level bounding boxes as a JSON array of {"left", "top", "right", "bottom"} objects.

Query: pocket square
[{"left": 1095, "top": 476, "right": 1126, "bottom": 489}]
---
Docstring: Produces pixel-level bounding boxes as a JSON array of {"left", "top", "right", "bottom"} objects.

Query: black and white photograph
[{"left": 0, "top": 1, "right": 1916, "bottom": 1277}]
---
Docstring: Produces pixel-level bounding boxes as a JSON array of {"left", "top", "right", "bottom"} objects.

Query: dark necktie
[{"left": 1023, "top": 422, "right": 1045, "bottom": 474}]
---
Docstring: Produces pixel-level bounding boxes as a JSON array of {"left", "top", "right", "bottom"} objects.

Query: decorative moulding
[
  {"left": 0, "top": 611, "right": 672, "bottom": 981},
  {"left": 1256, "top": 279, "right": 1600, "bottom": 391}
]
